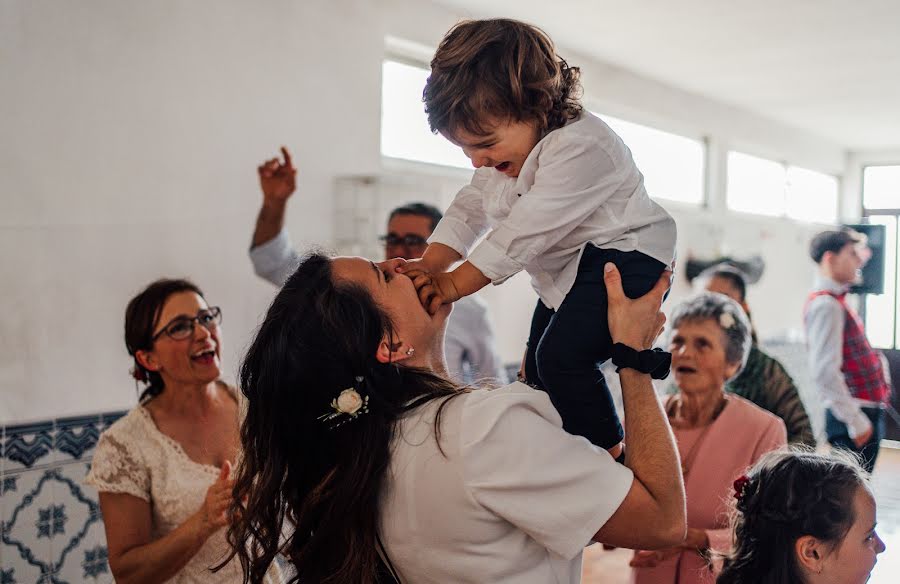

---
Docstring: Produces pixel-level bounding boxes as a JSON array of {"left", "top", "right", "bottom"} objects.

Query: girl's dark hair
[
  {"left": 699, "top": 264, "right": 748, "bottom": 302},
  {"left": 424, "top": 18, "right": 582, "bottom": 137},
  {"left": 124, "top": 278, "right": 204, "bottom": 402},
  {"left": 226, "top": 253, "right": 462, "bottom": 584},
  {"left": 718, "top": 448, "right": 869, "bottom": 584}
]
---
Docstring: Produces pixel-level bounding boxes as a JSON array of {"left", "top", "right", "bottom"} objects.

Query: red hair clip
[
  {"left": 733, "top": 475, "right": 750, "bottom": 502},
  {"left": 131, "top": 366, "right": 148, "bottom": 383}
]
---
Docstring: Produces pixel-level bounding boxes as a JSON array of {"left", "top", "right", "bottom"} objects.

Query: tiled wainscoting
[{"left": 1, "top": 411, "right": 126, "bottom": 584}]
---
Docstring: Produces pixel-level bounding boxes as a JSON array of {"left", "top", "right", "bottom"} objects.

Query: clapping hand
[
  {"left": 629, "top": 528, "right": 709, "bottom": 568},
  {"left": 629, "top": 547, "right": 681, "bottom": 568},
  {"left": 199, "top": 461, "right": 234, "bottom": 536}
]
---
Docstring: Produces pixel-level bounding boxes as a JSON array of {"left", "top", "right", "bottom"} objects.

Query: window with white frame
[
  {"left": 600, "top": 114, "right": 705, "bottom": 205},
  {"left": 862, "top": 165, "right": 900, "bottom": 350},
  {"left": 726, "top": 151, "right": 838, "bottom": 222},
  {"left": 863, "top": 165, "right": 900, "bottom": 210},
  {"left": 863, "top": 215, "right": 898, "bottom": 349},
  {"left": 380, "top": 59, "right": 470, "bottom": 169},
  {"left": 726, "top": 151, "right": 786, "bottom": 217},
  {"left": 785, "top": 166, "right": 840, "bottom": 223}
]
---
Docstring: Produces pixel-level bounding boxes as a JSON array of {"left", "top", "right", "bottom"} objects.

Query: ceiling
[{"left": 434, "top": 0, "right": 900, "bottom": 151}]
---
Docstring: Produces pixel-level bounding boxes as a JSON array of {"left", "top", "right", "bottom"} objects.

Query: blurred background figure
[
  {"left": 805, "top": 229, "right": 892, "bottom": 472},
  {"left": 695, "top": 263, "right": 815, "bottom": 446}
]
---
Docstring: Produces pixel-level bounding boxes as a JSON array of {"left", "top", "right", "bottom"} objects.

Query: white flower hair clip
[
  {"left": 318, "top": 376, "right": 370, "bottom": 429},
  {"left": 719, "top": 311, "right": 736, "bottom": 330}
]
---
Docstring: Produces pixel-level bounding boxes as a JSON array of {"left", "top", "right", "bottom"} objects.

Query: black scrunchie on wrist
[{"left": 611, "top": 343, "right": 671, "bottom": 380}]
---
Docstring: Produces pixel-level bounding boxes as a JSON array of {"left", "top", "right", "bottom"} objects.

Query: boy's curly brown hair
[{"left": 424, "top": 18, "right": 583, "bottom": 138}]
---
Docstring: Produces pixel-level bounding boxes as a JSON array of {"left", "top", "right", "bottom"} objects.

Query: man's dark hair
[
  {"left": 388, "top": 202, "right": 443, "bottom": 233},
  {"left": 809, "top": 228, "right": 865, "bottom": 264}
]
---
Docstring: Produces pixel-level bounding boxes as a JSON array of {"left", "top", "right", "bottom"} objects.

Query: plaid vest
[{"left": 806, "top": 290, "right": 891, "bottom": 403}]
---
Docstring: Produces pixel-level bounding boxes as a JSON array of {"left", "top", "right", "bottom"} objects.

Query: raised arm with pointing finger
[
  {"left": 250, "top": 147, "right": 303, "bottom": 285},
  {"left": 248, "top": 147, "right": 509, "bottom": 384}
]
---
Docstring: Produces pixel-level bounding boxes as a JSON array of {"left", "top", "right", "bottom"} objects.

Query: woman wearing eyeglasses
[{"left": 86, "top": 279, "right": 281, "bottom": 583}]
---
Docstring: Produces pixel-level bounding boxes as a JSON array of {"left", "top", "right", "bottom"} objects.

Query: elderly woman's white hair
[{"left": 669, "top": 292, "right": 753, "bottom": 380}]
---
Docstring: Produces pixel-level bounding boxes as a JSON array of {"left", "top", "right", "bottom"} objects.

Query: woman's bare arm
[{"left": 101, "top": 463, "right": 232, "bottom": 584}]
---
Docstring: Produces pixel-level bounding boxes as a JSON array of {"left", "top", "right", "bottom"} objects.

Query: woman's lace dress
[{"left": 86, "top": 404, "right": 282, "bottom": 583}]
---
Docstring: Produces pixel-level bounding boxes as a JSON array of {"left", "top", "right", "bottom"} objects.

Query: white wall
[
  {"left": 1, "top": 0, "right": 383, "bottom": 423},
  {"left": 1, "top": 0, "right": 855, "bottom": 423}
]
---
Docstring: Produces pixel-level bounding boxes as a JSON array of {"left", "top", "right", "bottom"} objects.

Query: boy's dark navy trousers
[{"left": 523, "top": 245, "right": 667, "bottom": 449}]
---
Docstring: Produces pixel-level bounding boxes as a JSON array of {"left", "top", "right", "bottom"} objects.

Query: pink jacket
[{"left": 631, "top": 394, "right": 787, "bottom": 584}]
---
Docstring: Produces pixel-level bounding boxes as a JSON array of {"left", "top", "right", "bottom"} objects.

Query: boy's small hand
[
  {"left": 396, "top": 257, "right": 427, "bottom": 273},
  {"left": 396, "top": 243, "right": 462, "bottom": 276},
  {"left": 409, "top": 271, "right": 461, "bottom": 314},
  {"left": 396, "top": 257, "right": 437, "bottom": 276}
]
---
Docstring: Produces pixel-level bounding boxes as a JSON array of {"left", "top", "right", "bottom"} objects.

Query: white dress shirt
[
  {"left": 805, "top": 275, "right": 876, "bottom": 438},
  {"left": 249, "top": 229, "right": 507, "bottom": 383},
  {"left": 430, "top": 111, "right": 677, "bottom": 310},
  {"left": 380, "top": 382, "right": 634, "bottom": 583}
]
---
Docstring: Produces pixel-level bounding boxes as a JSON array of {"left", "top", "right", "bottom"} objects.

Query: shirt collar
[{"left": 813, "top": 274, "right": 849, "bottom": 295}]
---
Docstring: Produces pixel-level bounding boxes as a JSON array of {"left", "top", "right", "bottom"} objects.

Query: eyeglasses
[
  {"left": 152, "top": 307, "right": 222, "bottom": 341},
  {"left": 379, "top": 234, "right": 429, "bottom": 249}
]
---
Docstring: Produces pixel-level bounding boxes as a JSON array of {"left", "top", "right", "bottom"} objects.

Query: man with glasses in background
[{"left": 248, "top": 147, "right": 507, "bottom": 384}]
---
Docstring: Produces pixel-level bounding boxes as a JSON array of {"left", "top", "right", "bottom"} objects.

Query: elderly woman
[
  {"left": 85, "top": 279, "right": 281, "bottom": 583},
  {"left": 719, "top": 449, "right": 885, "bottom": 584},
  {"left": 228, "top": 255, "right": 686, "bottom": 584},
  {"left": 696, "top": 264, "right": 815, "bottom": 446},
  {"left": 630, "top": 292, "right": 787, "bottom": 584}
]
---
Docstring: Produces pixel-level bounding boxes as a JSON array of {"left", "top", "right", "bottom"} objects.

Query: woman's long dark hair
[
  {"left": 227, "top": 253, "right": 462, "bottom": 583},
  {"left": 124, "top": 278, "right": 204, "bottom": 402},
  {"left": 718, "top": 448, "right": 868, "bottom": 584}
]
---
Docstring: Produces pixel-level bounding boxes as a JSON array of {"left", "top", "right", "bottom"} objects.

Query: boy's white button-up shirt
[{"left": 430, "top": 111, "right": 677, "bottom": 310}]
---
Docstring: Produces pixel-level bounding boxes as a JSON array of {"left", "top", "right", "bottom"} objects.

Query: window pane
[
  {"left": 601, "top": 115, "right": 705, "bottom": 205},
  {"left": 380, "top": 60, "right": 471, "bottom": 169},
  {"left": 863, "top": 166, "right": 900, "bottom": 210},
  {"left": 864, "top": 215, "right": 897, "bottom": 349},
  {"left": 785, "top": 166, "right": 838, "bottom": 223},
  {"left": 726, "top": 151, "right": 786, "bottom": 216},
  {"left": 890, "top": 216, "right": 900, "bottom": 349}
]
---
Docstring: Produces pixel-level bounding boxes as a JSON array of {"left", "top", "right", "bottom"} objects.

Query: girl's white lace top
[{"left": 85, "top": 402, "right": 281, "bottom": 583}]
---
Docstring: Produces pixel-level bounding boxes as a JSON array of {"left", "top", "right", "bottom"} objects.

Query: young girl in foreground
[
  {"left": 719, "top": 449, "right": 885, "bottom": 584},
  {"left": 401, "top": 18, "right": 676, "bottom": 459}
]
